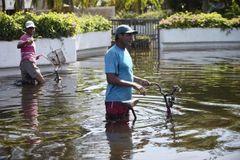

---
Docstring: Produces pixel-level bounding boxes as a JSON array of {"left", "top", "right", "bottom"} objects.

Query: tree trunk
[
  {"left": 202, "top": 0, "right": 209, "bottom": 12},
  {"left": 69, "top": 0, "right": 74, "bottom": 12},
  {"left": 2, "top": 0, "right": 5, "bottom": 11},
  {"left": 138, "top": 0, "right": 141, "bottom": 14}
]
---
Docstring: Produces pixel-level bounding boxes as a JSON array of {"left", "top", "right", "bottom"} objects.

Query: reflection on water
[
  {"left": 21, "top": 85, "right": 42, "bottom": 144},
  {"left": 21, "top": 85, "right": 41, "bottom": 129},
  {"left": 0, "top": 49, "right": 240, "bottom": 159},
  {"left": 106, "top": 121, "right": 133, "bottom": 160}
]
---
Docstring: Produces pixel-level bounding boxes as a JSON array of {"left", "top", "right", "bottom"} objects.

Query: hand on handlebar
[
  {"left": 36, "top": 54, "right": 43, "bottom": 60},
  {"left": 133, "top": 83, "right": 146, "bottom": 95},
  {"left": 142, "top": 79, "right": 151, "bottom": 86}
]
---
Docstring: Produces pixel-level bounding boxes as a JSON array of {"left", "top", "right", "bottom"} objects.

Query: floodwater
[{"left": 0, "top": 49, "right": 239, "bottom": 160}]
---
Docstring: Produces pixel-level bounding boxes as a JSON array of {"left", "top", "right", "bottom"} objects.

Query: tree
[
  {"left": 102, "top": 0, "right": 163, "bottom": 14},
  {"left": 73, "top": 0, "right": 98, "bottom": 8},
  {"left": 163, "top": 0, "right": 240, "bottom": 17},
  {"left": 53, "top": 0, "right": 63, "bottom": 11}
]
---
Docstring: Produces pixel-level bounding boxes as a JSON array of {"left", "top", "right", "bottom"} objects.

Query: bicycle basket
[{"left": 47, "top": 49, "right": 66, "bottom": 66}]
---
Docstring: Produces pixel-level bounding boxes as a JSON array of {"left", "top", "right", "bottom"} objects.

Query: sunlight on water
[{"left": 0, "top": 49, "right": 240, "bottom": 159}]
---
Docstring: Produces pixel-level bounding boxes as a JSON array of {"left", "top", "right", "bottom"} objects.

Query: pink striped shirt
[{"left": 19, "top": 33, "right": 36, "bottom": 63}]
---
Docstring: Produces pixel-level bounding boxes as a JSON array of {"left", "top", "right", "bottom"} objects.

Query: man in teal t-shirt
[{"left": 104, "top": 24, "right": 150, "bottom": 121}]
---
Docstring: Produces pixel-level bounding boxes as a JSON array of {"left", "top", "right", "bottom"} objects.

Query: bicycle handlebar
[{"left": 151, "top": 82, "right": 181, "bottom": 113}]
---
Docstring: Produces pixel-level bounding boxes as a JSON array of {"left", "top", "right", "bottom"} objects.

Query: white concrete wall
[
  {"left": 74, "top": 6, "right": 115, "bottom": 18},
  {"left": 159, "top": 28, "right": 240, "bottom": 51},
  {"left": 36, "top": 37, "right": 77, "bottom": 65},
  {"left": 0, "top": 40, "right": 20, "bottom": 68},
  {"left": 0, "top": 31, "right": 111, "bottom": 77},
  {"left": 75, "top": 31, "right": 111, "bottom": 59},
  {"left": 0, "top": 31, "right": 111, "bottom": 69},
  {"left": 0, "top": 37, "right": 77, "bottom": 68},
  {"left": 75, "top": 31, "right": 111, "bottom": 50}
]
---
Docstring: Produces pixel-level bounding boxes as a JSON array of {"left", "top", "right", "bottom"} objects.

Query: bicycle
[{"left": 129, "top": 83, "right": 181, "bottom": 121}]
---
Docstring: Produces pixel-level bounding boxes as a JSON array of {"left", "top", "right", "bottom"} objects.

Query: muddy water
[{"left": 0, "top": 49, "right": 239, "bottom": 160}]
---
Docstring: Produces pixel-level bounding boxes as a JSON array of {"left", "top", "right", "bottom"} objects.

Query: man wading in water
[
  {"left": 104, "top": 24, "right": 151, "bottom": 121},
  {"left": 17, "top": 20, "right": 45, "bottom": 85}
]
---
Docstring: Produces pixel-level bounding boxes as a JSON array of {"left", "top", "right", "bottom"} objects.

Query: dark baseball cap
[{"left": 115, "top": 24, "right": 138, "bottom": 35}]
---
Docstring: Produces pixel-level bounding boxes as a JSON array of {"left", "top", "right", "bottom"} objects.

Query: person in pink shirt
[{"left": 17, "top": 21, "right": 45, "bottom": 85}]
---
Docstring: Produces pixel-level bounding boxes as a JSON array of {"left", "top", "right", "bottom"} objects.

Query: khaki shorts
[{"left": 20, "top": 60, "right": 41, "bottom": 83}]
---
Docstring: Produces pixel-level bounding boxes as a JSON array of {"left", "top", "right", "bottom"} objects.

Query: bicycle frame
[{"left": 151, "top": 83, "right": 181, "bottom": 113}]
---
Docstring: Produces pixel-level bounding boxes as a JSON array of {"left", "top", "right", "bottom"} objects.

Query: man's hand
[
  {"left": 134, "top": 76, "right": 151, "bottom": 86},
  {"left": 133, "top": 83, "right": 146, "bottom": 95},
  {"left": 36, "top": 54, "right": 42, "bottom": 60},
  {"left": 17, "top": 39, "right": 33, "bottom": 48},
  {"left": 141, "top": 79, "right": 151, "bottom": 86},
  {"left": 26, "top": 39, "right": 33, "bottom": 45}
]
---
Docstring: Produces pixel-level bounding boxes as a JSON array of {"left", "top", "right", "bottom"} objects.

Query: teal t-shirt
[{"left": 105, "top": 44, "right": 133, "bottom": 102}]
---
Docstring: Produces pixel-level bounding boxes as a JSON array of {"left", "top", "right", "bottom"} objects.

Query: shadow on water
[{"left": 0, "top": 49, "right": 240, "bottom": 159}]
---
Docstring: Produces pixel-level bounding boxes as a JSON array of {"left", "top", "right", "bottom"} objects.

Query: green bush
[
  {"left": 13, "top": 11, "right": 38, "bottom": 29},
  {"left": 37, "top": 12, "right": 82, "bottom": 38},
  {"left": 0, "top": 11, "right": 111, "bottom": 41},
  {"left": 157, "top": 12, "right": 240, "bottom": 29},
  {"left": 78, "top": 15, "right": 112, "bottom": 33},
  {"left": 116, "top": 11, "right": 138, "bottom": 19},
  {"left": 116, "top": 10, "right": 166, "bottom": 19},
  {"left": 0, "top": 12, "right": 22, "bottom": 40},
  {"left": 225, "top": 0, "right": 240, "bottom": 18},
  {"left": 229, "top": 17, "right": 240, "bottom": 28},
  {"left": 136, "top": 10, "right": 165, "bottom": 19}
]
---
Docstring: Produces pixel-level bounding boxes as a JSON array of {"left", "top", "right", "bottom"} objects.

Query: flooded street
[{"left": 0, "top": 49, "right": 240, "bottom": 160}]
